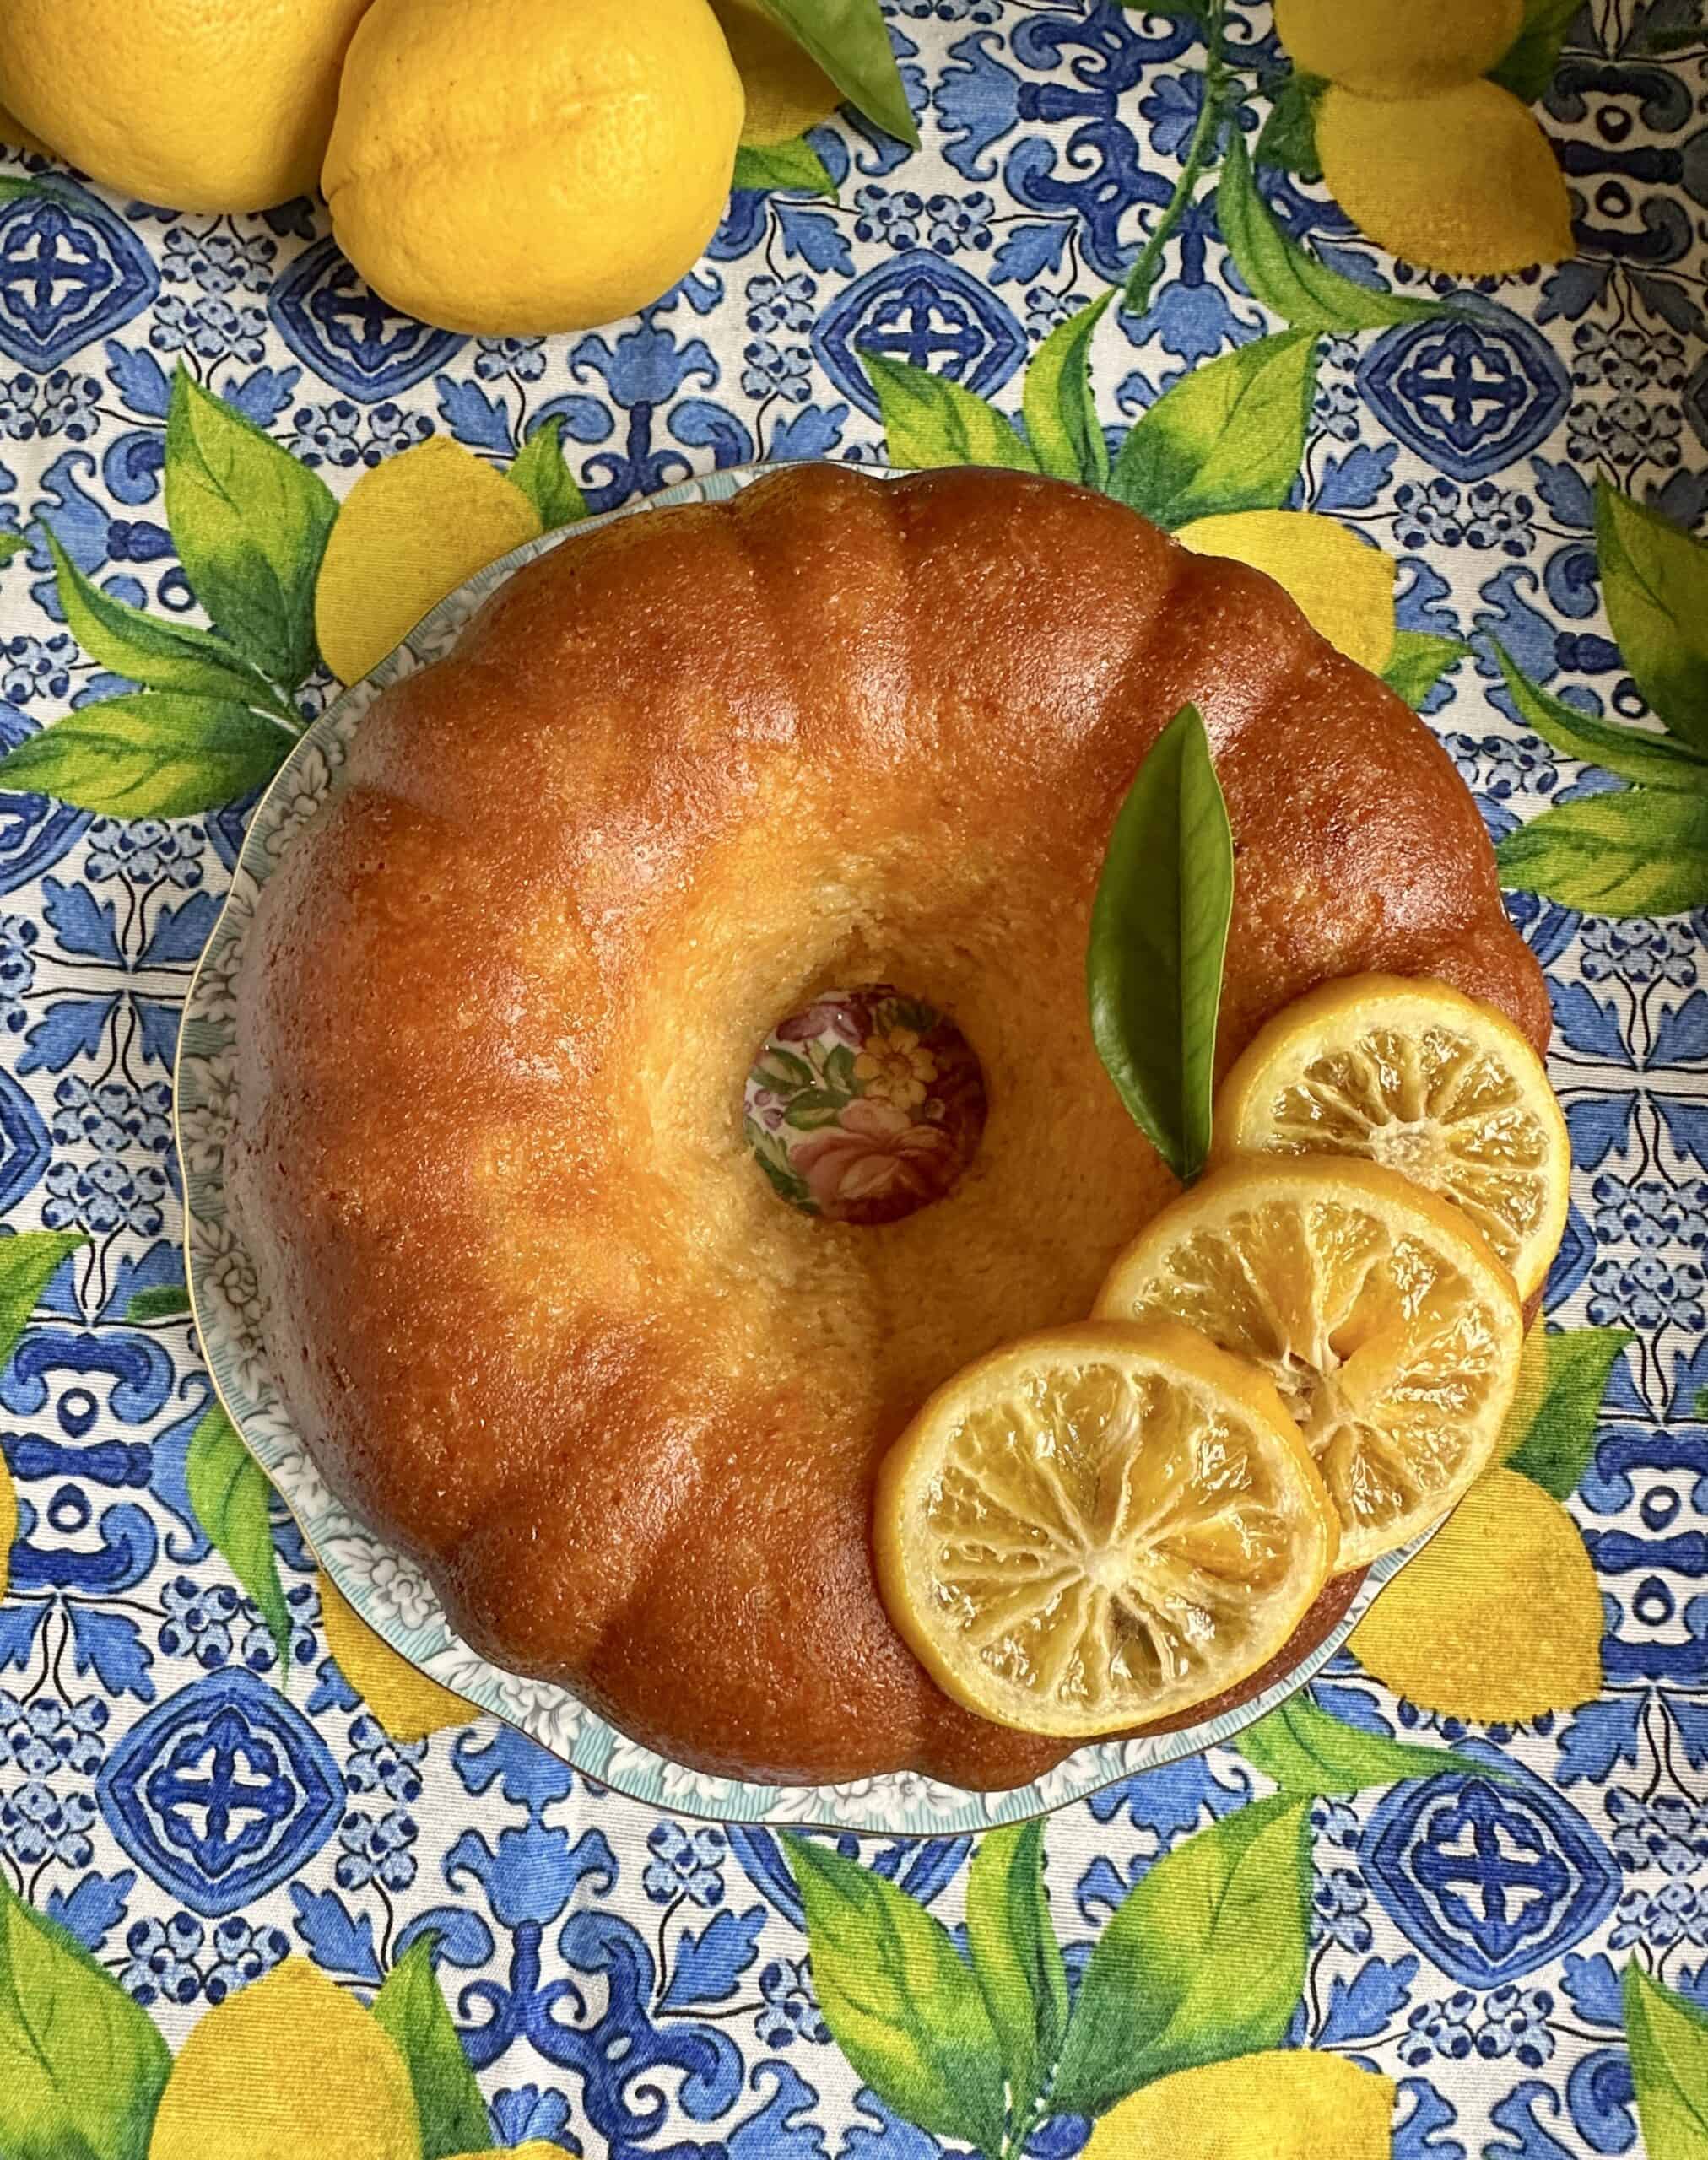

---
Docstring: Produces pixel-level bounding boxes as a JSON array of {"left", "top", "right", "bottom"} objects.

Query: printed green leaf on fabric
[
  {"left": 1507, "top": 1327, "right": 1633, "bottom": 1500},
  {"left": 1624, "top": 1962, "right": 1708, "bottom": 2160},
  {"left": 753, "top": 0, "right": 919, "bottom": 145},
  {"left": 1050, "top": 1796, "right": 1311, "bottom": 2118},
  {"left": 1218, "top": 134, "right": 1438, "bottom": 331},
  {"left": 165, "top": 368, "right": 338, "bottom": 691},
  {"left": 1241, "top": 1688, "right": 1489, "bottom": 1795},
  {"left": 1489, "top": 0, "right": 1586, "bottom": 102},
  {"left": 0, "top": 1875, "right": 170, "bottom": 2160},
  {"left": 861, "top": 350, "right": 1038, "bottom": 473},
  {"left": 1255, "top": 71, "right": 1325, "bottom": 179},
  {"left": 1024, "top": 292, "right": 1114, "bottom": 487},
  {"left": 1382, "top": 631, "right": 1467, "bottom": 710},
  {"left": 1492, "top": 640, "right": 1708, "bottom": 791},
  {"left": 186, "top": 1405, "right": 294, "bottom": 1676},
  {"left": 1107, "top": 332, "right": 1318, "bottom": 528},
  {"left": 1497, "top": 788, "right": 1708, "bottom": 916},
  {"left": 127, "top": 1282, "right": 191, "bottom": 1322},
  {"left": 0, "top": 531, "right": 30, "bottom": 565},
  {"left": 733, "top": 137, "right": 838, "bottom": 196},
  {"left": 42, "top": 523, "right": 297, "bottom": 720},
  {"left": 371, "top": 1936, "right": 491, "bottom": 2160},
  {"left": 965, "top": 1822, "right": 1068, "bottom": 2130},
  {"left": 505, "top": 416, "right": 589, "bottom": 532},
  {"left": 0, "top": 692, "right": 292, "bottom": 817},
  {"left": 1088, "top": 705, "right": 1234, "bottom": 1185},
  {"left": 0, "top": 1232, "right": 84, "bottom": 1364},
  {"left": 785, "top": 1835, "right": 1008, "bottom": 2159},
  {"left": 1595, "top": 482, "right": 1708, "bottom": 753}
]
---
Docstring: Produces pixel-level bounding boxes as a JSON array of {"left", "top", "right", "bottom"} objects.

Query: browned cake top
[{"left": 231, "top": 462, "right": 1547, "bottom": 1789}]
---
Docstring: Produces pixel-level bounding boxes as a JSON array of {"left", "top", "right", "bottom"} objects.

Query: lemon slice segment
[
  {"left": 1213, "top": 974, "right": 1569, "bottom": 1300},
  {"left": 1095, "top": 1160, "right": 1523, "bottom": 1570},
  {"left": 876, "top": 1320, "right": 1338, "bottom": 1738}
]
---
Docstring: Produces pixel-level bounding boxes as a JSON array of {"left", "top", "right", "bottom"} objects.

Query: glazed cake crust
[{"left": 231, "top": 463, "right": 1548, "bottom": 1789}]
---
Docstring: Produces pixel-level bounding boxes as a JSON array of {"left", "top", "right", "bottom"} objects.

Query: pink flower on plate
[{"left": 793, "top": 1097, "right": 962, "bottom": 1224}]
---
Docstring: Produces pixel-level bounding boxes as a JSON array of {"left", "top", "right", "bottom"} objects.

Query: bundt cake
[{"left": 230, "top": 462, "right": 1548, "bottom": 1789}]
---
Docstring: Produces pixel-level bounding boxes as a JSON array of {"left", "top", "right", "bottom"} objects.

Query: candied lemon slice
[
  {"left": 1095, "top": 1160, "right": 1523, "bottom": 1570},
  {"left": 1213, "top": 974, "right": 1570, "bottom": 1301},
  {"left": 875, "top": 1320, "right": 1338, "bottom": 1738}
]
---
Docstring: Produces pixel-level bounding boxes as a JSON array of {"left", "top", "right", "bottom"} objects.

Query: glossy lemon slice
[
  {"left": 1095, "top": 1160, "right": 1523, "bottom": 1570},
  {"left": 1213, "top": 975, "right": 1569, "bottom": 1301},
  {"left": 876, "top": 1320, "right": 1338, "bottom": 1738}
]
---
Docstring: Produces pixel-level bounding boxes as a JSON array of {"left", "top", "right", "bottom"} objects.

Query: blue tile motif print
[{"left": 0, "top": 3, "right": 1700, "bottom": 2155}]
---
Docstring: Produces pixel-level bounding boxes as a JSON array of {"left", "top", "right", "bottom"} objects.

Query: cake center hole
[{"left": 744, "top": 985, "right": 986, "bottom": 1224}]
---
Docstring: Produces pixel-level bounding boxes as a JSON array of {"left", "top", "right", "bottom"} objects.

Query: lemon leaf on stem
[
  {"left": 1491, "top": 638, "right": 1708, "bottom": 789},
  {"left": 1595, "top": 481, "right": 1708, "bottom": 755},
  {"left": 1023, "top": 291, "right": 1113, "bottom": 487},
  {"left": 505, "top": 416, "right": 587, "bottom": 532},
  {"left": 1505, "top": 1326, "right": 1634, "bottom": 1500},
  {"left": 1497, "top": 787, "right": 1708, "bottom": 916},
  {"left": 186, "top": 1403, "right": 295, "bottom": 1678},
  {"left": 1624, "top": 1962, "right": 1708, "bottom": 2160},
  {"left": 1108, "top": 332, "right": 1319, "bottom": 527},
  {"left": 0, "top": 691, "right": 293, "bottom": 817},
  {"left": 1242, "top": 1687, "right": 1494, "bottom": 1792},
  {"left": 965, "top": 1822, "right": 1068, "bottom": 2135},
  {"left": 732, "top": 136, "right": 836, "bottom": 196},
  {"left": 1382, "top": 629, "right": 1467, "bottom": 709},
  {"left": 372, "top": 1936, "right": 491, "bottom": 2160},
  {"left": 1489, "top": 0, "right": 1583, "bottom": 102},
  {"left": 860, "top": 350, "right": 1038, "bottom": 472},
  {"left": 1255, "top": 70, "right": 1326, "bottom": 178},
  {"left": 1088, "top": 705, "right": 1233, "bottom": 1185}
]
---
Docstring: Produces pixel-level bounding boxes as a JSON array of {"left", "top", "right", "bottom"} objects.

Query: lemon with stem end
[{"left": 1274, "top": 0, "right": 1524, "bottom": 100}]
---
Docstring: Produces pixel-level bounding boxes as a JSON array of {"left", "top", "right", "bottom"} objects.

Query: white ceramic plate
[{"left": 176, "top": 460, "right": 1424, "bottom": 1833}]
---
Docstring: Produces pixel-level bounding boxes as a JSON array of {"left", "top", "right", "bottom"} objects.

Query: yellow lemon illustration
[
  {"left": 1352, "top": 1469, "right": 1603, "bottom": 1721},
  {"left": 315, "top": 439, "right": 542, "bottom": 685},
  {"left": 1175, "top": 511, "right": 1396, "bottom": 675},
  {"left": 450, "top": 2150, "right": 565, "bottom": 2159},
  {"left": 1085, "top": 2049, "right": 1395, "bottom": 2160},
  {"left": 0, "top": 0, "right": 374, "bottom": 212},
  {"left": 319, "top": 1570, "right": 477, "bottom": 1741},
  {"left": 324, "top": 0, "right": 745, "bottom": 335},
  {"left": 147, "top": 1958, "right": 419, "bottom": 2160},
  {"left": 712, "top": 0, "right": 840, "bottom": 145},
  {"left": 1317, "top": 80, "right": 1575, "bottom": 278},
  {"left": 1275, "top": 0, "right": 1522, "bottom": 100},
  {"left": 0, "top": 1452, "right": 14, "bottom": 1602}
]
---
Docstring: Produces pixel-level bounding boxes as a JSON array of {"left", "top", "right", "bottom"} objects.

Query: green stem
[
  {"left": 997, "top": 2090, "right": 1055, "bottom": 2160},
  {"left": 1123, "top": 0, "right": 1231, "bottom": 316}
]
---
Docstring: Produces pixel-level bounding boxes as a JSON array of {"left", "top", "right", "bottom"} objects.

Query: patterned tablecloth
[{"left": 0, "top": 3, "right": 1705, "bottom": 2155}]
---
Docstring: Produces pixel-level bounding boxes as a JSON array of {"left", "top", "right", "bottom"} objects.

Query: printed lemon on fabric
[
  {"left": 1174, "top": 512, "right": 1396, "bottom": 675},
  {"left": 1085, "top": 2051, "right": 1395, "bottom": 2160},
  {"left": 315, "top": 440, "right": 542, "bottom": 685},
  {"left": 317, "top": 1570, "right": 476, "bottom": 1742},
  {"left": 1351, "top": 1469, "right": 1603, "bottom": 1721},
  {"left": 1274, "top": 0, "right": 1573, "bottom": 275},
  {"left": 712, "top": 0, "right": 840, "bottom": 144}
]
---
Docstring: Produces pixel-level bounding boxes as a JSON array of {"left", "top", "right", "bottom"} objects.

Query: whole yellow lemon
[
  {"left": 0, "top": 0, "right": 374, "bottom": 212},
  {"left": 324, "top": 0, "right": 745, "bottom": 335}
]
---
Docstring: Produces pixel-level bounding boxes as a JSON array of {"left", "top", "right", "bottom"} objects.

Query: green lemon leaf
[
  {"left": 0, "top": 531, "right": 30, "bottom": 565},
  {"left": 1382, "top": 630, "right": 1467, "bottom": 710},
  {"left": 1255, "top": 70, "right": 1325, "bottom": 179},
  {"left": 1088, "top": 704, "right": 1233, "bottom": 1185},
  {"left": 1624, "top": 1962, "right": 1708, "bottom": 2160},
  {"left": 1107, "top": 332, "right": 1319, "bottom": 528},
  {"left": 1241, "top": 1688, "right": 1491, "bottom": 1794},
  {"left": 1492, "top": 640, "right": 1708, "bottom": 790},
  {"left": 0, "top": 691, "right": 292, "bottom": 817},
  {"left": 753, "top": 0, "right": 919, "bottom": 147},
  {"left": 166, "top": 367, "right": 338, "bottom": 690},
  {"left": 1507, "top": 1327, "right": 1634, "bottom": 1501},
  {"left": 733, "top": 136, "right": 838, "bottom": 197},
  {"left": 371, "top": 1935, "right": 490, "bottom": 2160},
  {"left": 1489, "top": 0, "right": 1584, "bottom": 102},
  {"left": 1050, "top": 1796, "right": 1311, "bottom": 2118},
  {"left": 41, "top": 522, "right": 297, "bottom": 721},
  {"left": 965, "top": 1822, "right": 1068, "bottom": 2130},
  {"left": 860, "top": 350, "right": 1039, "bottom": 473},
  {"left": 0, "top": 1875, "right": 170, "bottom": 2160},
  {"left": 784, "top": 1835, "right": 1008, "bottom": 2157},
  {"left": 186, "top": 1404, "right": 294, "bottom": 1677},
  {"left": 1218, "top": 133, "right": 1440, "bottom": 331},
  {"left": 1596, "top": 481, "right": 1708, "bottom": 753},
  {"left": 127, "top": 1281, "right": 191, "bottom": 1322},
  {"left": 1497, "top": 788, "right": 1708, "bottom": 916},
  {"left": 0, "top": 1232, "right": 84, "bottom": 1365},
  {"left": 1117, "top": 0, "right": 1208, "bottom": 19},
  {"left": 505, "top": 416, "right": 587, "bottom": 533},
  {"left": 1023, "top": 292, "right": 1113, "bottom": 487}
]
